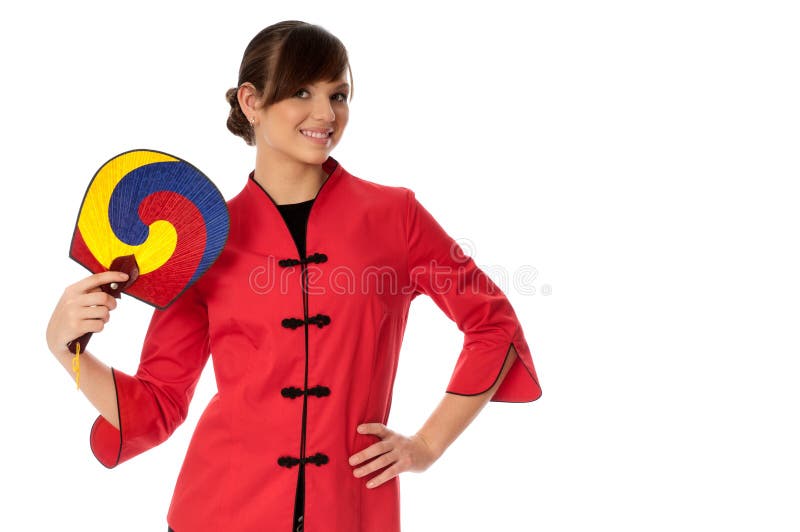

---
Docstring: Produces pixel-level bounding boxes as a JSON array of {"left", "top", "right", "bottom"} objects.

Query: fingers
[
  {"left": 364, "top": 463, "right": 402, "bottom": 489},
  {"left": 348, "top": 422, "right": 409, "bottom": 490},
  {"left": 353, "top": 449, "right": 398, "bottom": 479},
  {"left": 80, "top": 304, "right": 112, "bottom": 323},
  {"left": 358, "top": 422, "right": 389, "bottom": 437},
  {"left": 48, "top": 305, "right": 106, "bottom": 354},
  {"left": 347, "top": 424, "right": 440, "bottom": 490},
  {"left": 74, "top": 314, "right": 107, "bottom": 334},
  {"left": 349, "top": 439, "right": 393, "bottom": 466},
  {"left": 79, "top": 290, "right": 118, "bottom": 310},
  {"left": 71, "top": 270, "right": 129, "bottom": 294},
  {"left": 47, "top": 272, "right": 123, "bottom": 354},
  {"left": 68, "top": 302, "right": 112, "bottom": 335}
]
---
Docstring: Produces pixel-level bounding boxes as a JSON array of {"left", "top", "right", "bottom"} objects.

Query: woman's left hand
[{"left": 349, "top": 423, "right": 440, "bottom": 489}]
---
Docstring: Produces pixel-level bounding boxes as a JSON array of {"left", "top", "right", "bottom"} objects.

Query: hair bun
[{"left": 226, "top": 87, "right": 239, "bottom": 107}]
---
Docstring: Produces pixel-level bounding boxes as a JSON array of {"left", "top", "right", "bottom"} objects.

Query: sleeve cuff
[{"left": 445, "top": 326, "right": 542, "bottom": 403}]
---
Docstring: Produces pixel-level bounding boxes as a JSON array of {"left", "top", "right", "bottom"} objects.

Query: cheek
[
  {"left": 262, "top": 118, "right": 297, "bottom": 145},
  {"left": 335, "top": 115, "right": 349, "bottom": 136},
  {"left": 259, "top": 127, "right": 279, "bottom": 148}
]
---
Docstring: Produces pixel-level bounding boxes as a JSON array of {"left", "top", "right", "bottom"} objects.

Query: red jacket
[{"left": 89, "top": 155, "right": 542, "bottom": 531}]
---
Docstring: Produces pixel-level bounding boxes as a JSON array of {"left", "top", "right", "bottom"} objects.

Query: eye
[{"left": 294, "top": 88, "right": 348, "bottom": 103}]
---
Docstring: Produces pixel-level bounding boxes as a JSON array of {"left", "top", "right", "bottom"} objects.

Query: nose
[{"left": 312, "top": 96, "right": 336, "bottom": 122}]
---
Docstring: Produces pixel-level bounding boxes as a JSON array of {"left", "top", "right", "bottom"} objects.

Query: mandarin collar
[
  {"left": 237, "top": 155, "right": 345, "bottom": 256},
  {"left": 246, "top": 155, "right": 343, "bottom": 209}
]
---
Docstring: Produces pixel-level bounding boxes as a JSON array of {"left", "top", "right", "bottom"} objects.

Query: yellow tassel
[{"left": 72, "top": 342, "right": 81, "bottom": 390}]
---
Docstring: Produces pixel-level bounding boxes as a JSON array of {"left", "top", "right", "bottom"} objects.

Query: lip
[{"left": 300, "top": 129, "right": 332, "bottom": 146}]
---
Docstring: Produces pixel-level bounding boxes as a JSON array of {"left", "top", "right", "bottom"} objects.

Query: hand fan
[{"left": 67, "top": 149, "right": 229, "bottom": 388}]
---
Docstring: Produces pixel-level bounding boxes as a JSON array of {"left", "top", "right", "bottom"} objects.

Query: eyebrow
[
  {"left": 311, "top": 81, "right": 349, "bottom": 90},
  {"left": 334, "top": 82, "right": 350, "bottom": 91}
]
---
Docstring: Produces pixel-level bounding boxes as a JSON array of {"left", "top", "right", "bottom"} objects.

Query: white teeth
[{"left": 301, "top": 130, "right": 331, "bottom": 138}]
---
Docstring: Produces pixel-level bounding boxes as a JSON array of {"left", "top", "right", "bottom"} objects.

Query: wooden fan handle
[{"left": 66, "top": 255, "right": 140, "bottom": 355}]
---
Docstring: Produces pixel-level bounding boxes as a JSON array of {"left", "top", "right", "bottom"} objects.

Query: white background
[{"left": 2, "top": 1, "right": 798, "bottom": 530}]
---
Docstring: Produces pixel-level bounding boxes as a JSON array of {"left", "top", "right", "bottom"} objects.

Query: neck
[{"left": 253, "top": 148, "right": 330, "bottom": 205}]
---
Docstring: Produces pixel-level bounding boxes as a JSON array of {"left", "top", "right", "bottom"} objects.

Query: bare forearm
[
  {"left": 52, "top": 348, "right": 120, "bottom": 430},
  {"left": 416, "top": 345, "right": 518, "bottom": 459}
]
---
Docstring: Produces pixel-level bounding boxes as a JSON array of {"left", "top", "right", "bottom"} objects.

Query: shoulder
[
  {"left": 342, "top": 167, "right": 413, "bottom": 205},
  {"left": 336, "top": 167, "right": 421, "bottom": 228}
]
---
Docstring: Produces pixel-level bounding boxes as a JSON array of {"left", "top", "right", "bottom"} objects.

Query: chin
[{"left": 299, "top": 150, "right": 333, "bottom": 165}]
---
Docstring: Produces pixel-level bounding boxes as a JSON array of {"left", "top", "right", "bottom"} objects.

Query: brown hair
[{"left": 225, "top": 21, "right": 354, "bottom": 146}]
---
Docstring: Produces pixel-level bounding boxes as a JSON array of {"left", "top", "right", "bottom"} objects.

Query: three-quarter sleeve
[
  {"left": 89, "top": 281, "right": 212, "bottom": 468},
  {"left": 404, "top": 188, "right": 542, "bottom": 402}
]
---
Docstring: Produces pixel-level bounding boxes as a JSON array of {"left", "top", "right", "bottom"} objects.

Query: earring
[{"left": 250, "top": 117, "right": 255, "bottom": 126}]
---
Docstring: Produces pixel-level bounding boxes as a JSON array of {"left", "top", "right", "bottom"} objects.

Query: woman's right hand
[{"left": 46, "top": 270, "right": 130, "bottom": 357}]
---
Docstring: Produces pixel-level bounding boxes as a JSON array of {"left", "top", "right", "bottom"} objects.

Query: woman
[{"left": 46, "top": 20, "right": 542, "bottom": 532}]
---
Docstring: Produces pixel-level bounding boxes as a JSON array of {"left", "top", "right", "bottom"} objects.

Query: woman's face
[{"left": 253, "top": 75, "right": 350, "bottom": 166}]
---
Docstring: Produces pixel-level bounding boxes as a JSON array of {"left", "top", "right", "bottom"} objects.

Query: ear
[{"left": 238, "top": 82, "right": 261, "bottom": 117}]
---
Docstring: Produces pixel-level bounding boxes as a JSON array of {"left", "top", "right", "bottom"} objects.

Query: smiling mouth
[
  {"left": 300, "top": 130, "right": 333, "bottom": 138},
  {"left": 299, "top": 130, "right": 333, "bottom": 147}
]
